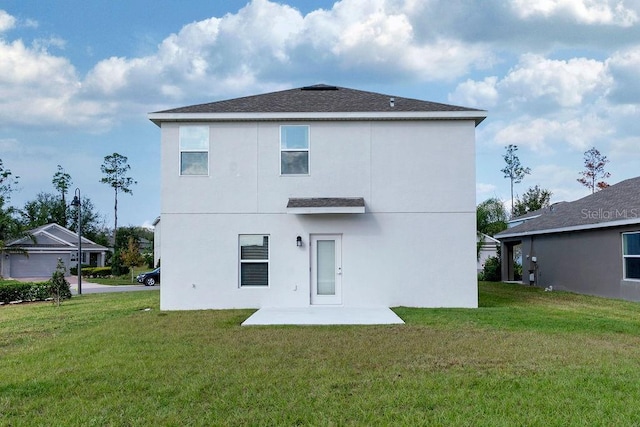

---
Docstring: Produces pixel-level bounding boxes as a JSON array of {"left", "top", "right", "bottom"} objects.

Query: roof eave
[
  {"left": 148, "top": 110, "right": 488, "bottom": 127},
  {"left": 496, "top": 217, "right": 640, "bottom": 239}
]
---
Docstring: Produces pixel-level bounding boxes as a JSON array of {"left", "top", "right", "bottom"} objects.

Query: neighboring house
[
  {"left": 148, "top": 84, "right": 487, "bottom": 310},
  {"left": 0, "top": 223, "right": 109, "bottom": 278},
  {"left": 152, "top": 216, "right": 160, "bottom": 268},
  {"left": 495, "top": 177, "right": 640, "bottom": 301},
  {"left": 477, "top": 233, "right": 499, "bottom": 273}
]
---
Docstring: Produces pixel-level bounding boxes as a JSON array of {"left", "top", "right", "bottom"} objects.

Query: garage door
[{"left": 9, "top": 253, "right": 67, "bottom": 278}]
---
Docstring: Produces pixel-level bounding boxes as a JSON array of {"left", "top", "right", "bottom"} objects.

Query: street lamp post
[{"left": 71, "top": 188, "right": 82, "bottom": 295}]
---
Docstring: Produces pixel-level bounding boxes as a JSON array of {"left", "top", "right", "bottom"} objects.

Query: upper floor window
[
  {"left": 180, "top": 126, "right": 209, "bottom": 176},
  {"left": 623, "top": 232, "right": 640, "bottom": 280},
  {"left": 280, "top": 125, "right": 309, "bottom": 175}
]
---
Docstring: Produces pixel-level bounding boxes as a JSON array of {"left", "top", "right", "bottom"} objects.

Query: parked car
[{"left": 136, "top": 267, "right": 160, "bottom": 286}]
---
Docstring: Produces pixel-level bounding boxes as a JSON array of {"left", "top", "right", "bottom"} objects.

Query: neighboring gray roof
[
  {"left": 150, "top": 84, "right": 487, "bottom": 125},
  {"left": 7, "top": 223, "right": 109, "bottom": 251},
  {"left": 287, "top": 197, "right": 365, "bottom": 208},
  {"left": 496, "top": 177, "right": 640, "bottom": 238}
]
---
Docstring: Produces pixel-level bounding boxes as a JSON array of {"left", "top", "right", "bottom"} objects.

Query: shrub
[
  {"left": 80, "top": 267, "right": 112, "bottom": 277},
  {"left": 481, "top": 256, "right": 502, "bottom": 282},
  {"left": 111, "top": 250, "right": 123, "bottom": 276},
  {"left": 0, "top": 282, "right": 33, "bottom": 303},
  {"left": 89, "top": 267, "right": 112, "bottom": 277},
  {"left": 70, "top": 264, "right": 90, "bottom": 276},
  {"left": 48, "top": 259, "right": 72, "bottom": 306},
  {"left": 29, "top": 282, "right": 52, "bottom": 300},
  {"left": 142, "top": 252, "right": 154, "bottom": 269},
  {"left": 0, "top": 281, "right": 60, "bottom": 303},
  {"left": 514, "top": 262, "right": 523, "bottom": 281}
]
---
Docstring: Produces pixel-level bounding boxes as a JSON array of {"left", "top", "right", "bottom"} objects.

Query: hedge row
[
  {"left": 0, "top": 281, "right": 71, "bottom": 304},
  {"left": 82, "top": 267, "right": 114, "bottom": 277},
  {"left": 69, "top": 266, "right": 129, "bottom": 277}
]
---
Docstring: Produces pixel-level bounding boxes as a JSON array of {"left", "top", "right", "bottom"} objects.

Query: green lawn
[{"left": 2, "top": 283, "right": 640, "bottom": 425}]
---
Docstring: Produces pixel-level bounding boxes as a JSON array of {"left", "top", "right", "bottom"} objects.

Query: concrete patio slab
[{"left": 241, "top": 307, "right": 405, "bottom": 326}]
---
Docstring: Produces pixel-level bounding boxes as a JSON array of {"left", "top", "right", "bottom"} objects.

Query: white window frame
[
  {"left": 622, "top": 232, "right": 640, "bottom": 281},
  {"left": 280, "top": 125, "right": 310, "bottom": 176},
  {"left": 179, "top": 126, "right": 209, "bottom": 176},
  {"left": 239, "top": 234, "right": 270, "bottom": 287}
]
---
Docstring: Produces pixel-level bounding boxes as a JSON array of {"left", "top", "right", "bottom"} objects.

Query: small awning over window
[{"left": 286, "top": 197, "right": 365, "bottom": 214}]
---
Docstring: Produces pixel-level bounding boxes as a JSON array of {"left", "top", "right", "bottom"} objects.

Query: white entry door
[{"left": 311, "top": 234, "right": 342, "bottom": 305}]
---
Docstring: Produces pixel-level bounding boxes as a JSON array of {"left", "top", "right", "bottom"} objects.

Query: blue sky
[{"left": 1, "top": 0, "right": 639, "bottom": 229}]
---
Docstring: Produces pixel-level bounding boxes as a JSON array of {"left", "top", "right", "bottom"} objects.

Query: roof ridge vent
[{"left": 301, "top": 84, "right": 339, "bottom": 91}]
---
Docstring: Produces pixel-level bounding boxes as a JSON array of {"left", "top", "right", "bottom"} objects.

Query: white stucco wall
[{"left": 159, "top": 119, "right": 478, "bottom": 310}]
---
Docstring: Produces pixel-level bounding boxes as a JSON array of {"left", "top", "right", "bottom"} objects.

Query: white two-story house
[{"left": 149, "top": 84, "right": 486, "bottom": 311}]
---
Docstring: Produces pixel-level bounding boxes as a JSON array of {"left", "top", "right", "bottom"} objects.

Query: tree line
[
  {"left": 480, "top": 144, "right": 612, "bottom": 237},
  {"left": 0, "top": 153, "right": 147, "bottom": 275}
]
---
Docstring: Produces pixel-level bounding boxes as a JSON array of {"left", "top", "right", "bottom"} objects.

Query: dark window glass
[
  {"left": 625, "top": 258, "right": 640, "bottom": 280},
  {"left": 281, "top": 151, "right": 309, "bottom": 175},
  {"left": 624, "top": 233, "right": 640, "bottom": 256},
  {"left": 241, "top": 263, "right": 269, "bottom": 286}
]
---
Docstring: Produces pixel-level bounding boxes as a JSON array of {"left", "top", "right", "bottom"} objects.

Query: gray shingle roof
[
  {"left": 153, "top": 84, "right": 484, "bottom": 115},
  {"left": 496, "top": 176, "right": 640, "bottom": 238},
  {"left": 7, "top": 223, "right": 109, "bottom": 250}
]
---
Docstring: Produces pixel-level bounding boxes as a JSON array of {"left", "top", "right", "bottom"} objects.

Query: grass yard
[{"left": 2, "top": 283, "right": 640, "bottom": 425}]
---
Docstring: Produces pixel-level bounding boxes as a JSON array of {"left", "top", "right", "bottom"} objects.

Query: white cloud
[
  {"left": 449, "top": 77, "right": 499, "bottom": 108},
  {"left": 84, "top": 0, "right": 494, "bottom": 108},
  {"left": 494, "top": 119, "right": 558, "bottom": 153},
  {"left": 451, "top": 54, "right": 610, "bottom": 116},
  {"left": 494, "top": 114, "right": 613, "bottom": 153},
  {"left": 511, "top": 0, "right": 639, "bottom": 26},
  {"left": 1, "top": 0, "right": 639, "bottom": 137},
  {"left": 0, "top": 39, "right": 101, "bottom": 128},
  {"left": 0, "top": 10, "right": 16, "bottom": 32},
  {"left": 500, "top": 54, "right": 609, "bottom": 110}
]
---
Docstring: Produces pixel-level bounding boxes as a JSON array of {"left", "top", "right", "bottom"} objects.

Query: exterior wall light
[{"left": 296, "top": 236, "right": 302, "bottom": 247}]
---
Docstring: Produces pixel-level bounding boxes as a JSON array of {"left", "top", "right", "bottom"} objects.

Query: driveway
[{"left": 14, "top": 276, "right": 159, "bottom": 295}]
